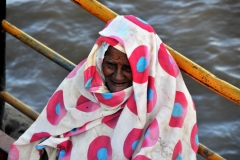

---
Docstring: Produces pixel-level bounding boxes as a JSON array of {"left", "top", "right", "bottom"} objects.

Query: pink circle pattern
[
  {"left": 63, "top": 122, "right": 88, "bottom": 137},
  {"left": 84, "top": 66, "right": 102, "bottom": 90},
  {"left": 95, "top": 91, "right": 125, "bottom": 107},
  {"left": 102, "top": 110, "right": 122, "bottom": 129},
  {"left": 46, "top": 90, "right": 67, "bottom": 126},
  {"left": 147, "top": 76, "right": 157, "bottom": 113},
  {"left": 133, "top": 155, "right": 151, "bottom": 160},
  {"left": 123, "top": 128, "right": 143, "bottom": 159},
  {"left": 76, "top": 95, "right": 100, "bottom": 112},
  {"left": 57, "top": 140, "right": 73, "bottom": 160},
  {"left": 87, "top": 136, "right": 112, "bottom": 160},
  {"left": 124, "top": 15, "right": 156, "bottom": 33},
  {"left": 126, "top": 91, "right": 138, "bottom": 115},
  {"left": 190, "top": 123, "right": 199, "bottom": 153},
  {"left": 30, "top": 132, "right": 51, "bottom": 142},
  {"left": 129, "top": 45, "right": 149, "bottom": 84},
  {"left": 169, "top": 91, "right": 188, "bottom": 128},
  {"left": 8, "top": 144, "right": 19, "bottom": 160},
  {"left": 171, "top": 140, "right": 182, "bottom": 160},
  {"left": 158, "top": 43, "right": 179, "bottom": 78},
  {"left": 96, "top": 36, "right": 119, "bottom": 47},
  {"left": 141, "top": 119, "right": 159, "bottom": 148}
]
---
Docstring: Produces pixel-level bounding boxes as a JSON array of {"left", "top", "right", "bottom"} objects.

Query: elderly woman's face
[{"left": 102, "top": 46, "right": 132, "bottom": 92}]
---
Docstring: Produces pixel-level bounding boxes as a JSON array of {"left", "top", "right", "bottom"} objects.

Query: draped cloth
[{"left": 8, "top": 15, "right": 198, "bottom": 160}]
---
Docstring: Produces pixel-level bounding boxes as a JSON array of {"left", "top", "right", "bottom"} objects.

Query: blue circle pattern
[
  {"left": 137, "top": 17, "right": 148, "bottom": 24},
  {"left": 144, "top": 129, "right": 150, "bottom": 138},
  {"left": 172, "top": 103, "right": 183, "bottom": 117},
  {"left": 55, "top": 103, "right": 61, "bottom": 115},
  {"left": 70, "top": 128, "right": 78, "bottom": 133},
  {"left": 85, "top": 77, "right": 93, "bottom": 89},
  {"left": 133, "top": 93, "right": 136, "bottom": 101},
  {"left": 102, "top": 93, "right": 113, "bottom": 99},
  {"left": 137, "top": 57, "right": 148, "bottom": 73},
  {"left": 195, "top": 134, "right": 199, "bottom": 146},
  {"left": 35, "top": 145, "right": 46, "bottom": 150},
  {"left": 132, "top": 140, "right": 139, "bottom": 150},
  {"left": 58, "top": 150, "right": 66, "bottom": 160},
  {"left": 176, "top": 153, "right": 182, "bottom": 160},
  {"left": 147, "top": 88, "right": 153, "bottom": 100},
  {"left": 97, "top": 148, "right": 108, "bottom": 160},
  {"left": 116, "top": 24, "right": 129, "bottom": 36}
]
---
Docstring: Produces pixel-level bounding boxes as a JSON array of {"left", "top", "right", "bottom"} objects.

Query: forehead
[{"left": 104, "top": 46, "right": 129, "bottom": 63}]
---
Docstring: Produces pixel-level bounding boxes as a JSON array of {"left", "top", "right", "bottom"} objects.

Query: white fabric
[{"left": 8, "top": 15, "right": 198, "bottom": 160}]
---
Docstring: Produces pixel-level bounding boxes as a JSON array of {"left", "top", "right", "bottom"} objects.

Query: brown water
[{"left": 5, "top": 0, "right": 240, "bottom": 159}]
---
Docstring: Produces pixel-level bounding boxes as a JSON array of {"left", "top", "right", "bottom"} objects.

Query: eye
[
  {"left": 123, "top": 65, "right": 131, "bottom": 72},
  {"left": 105, "top": 61, "right": 116, "bottom": 69}
]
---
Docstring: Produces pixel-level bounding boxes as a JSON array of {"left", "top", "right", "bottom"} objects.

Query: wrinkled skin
[{"left": 102, "top": 46, "right": 132, "bottom": 92}]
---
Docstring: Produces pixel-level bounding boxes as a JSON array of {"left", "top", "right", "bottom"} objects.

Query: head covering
[{"left": 8, "top": 15, "right": 198, "bottom": 160}]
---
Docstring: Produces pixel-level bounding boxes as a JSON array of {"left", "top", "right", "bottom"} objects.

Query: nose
[{"left": 113, "top": 68, "right": 124, "bottom": 81}]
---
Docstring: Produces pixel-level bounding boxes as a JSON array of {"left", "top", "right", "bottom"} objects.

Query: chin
[
  {"left": 109, "top": 86, "right": 127, "bottom": 93},
  {"left": 110, "top": 88, "right": 124, "bottom": 93}
]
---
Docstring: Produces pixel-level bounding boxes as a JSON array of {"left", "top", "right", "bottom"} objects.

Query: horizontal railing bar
[
  {"left": 0, "top": 91, "right": 39, "bottom": 121},
  {"left": 198, "top": 143, "right": 226, "bottom": 160},
  {"left": 1, "top": 20, "right": 76, "bottom": 72},
  {"left": 71, "top": 0, "right": 117, "bottom": 23},
  {"left": 71, "top": 0, "right": 240, "bottom": 106}
]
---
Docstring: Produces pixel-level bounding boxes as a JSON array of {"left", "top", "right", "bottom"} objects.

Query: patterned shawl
[{"left": 8, "top": 15, "right": 198, "bottom": 160}]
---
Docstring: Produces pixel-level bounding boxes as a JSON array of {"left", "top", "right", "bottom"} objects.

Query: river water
[{"left": 5, "top": 0, "right": 240, "bottom": 159}]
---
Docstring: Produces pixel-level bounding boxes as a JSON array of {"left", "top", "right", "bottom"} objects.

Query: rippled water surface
[{"left": 5, "top": 0, "right": 240, "bottom": 159}]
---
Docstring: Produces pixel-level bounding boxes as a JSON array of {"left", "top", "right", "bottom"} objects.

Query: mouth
[
  {"left": 106, "top": 80, "right": 130, "bottom": 92},
  {"left": 112, "top": 81, "right": 127, "bottom": 86}
]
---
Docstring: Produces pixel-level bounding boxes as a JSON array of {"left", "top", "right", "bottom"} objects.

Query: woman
[{"left": 8, "top": 15, "right": 198, "bottom": 160}]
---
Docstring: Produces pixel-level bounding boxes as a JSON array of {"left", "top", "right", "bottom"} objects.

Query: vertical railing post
[{"left": 0, "top": 0, "right": 6, "bottom": 130}]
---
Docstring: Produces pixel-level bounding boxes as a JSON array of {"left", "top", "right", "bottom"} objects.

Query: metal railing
[{"left": 1, "top": 0, "right": 240, "bottom": 159}]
